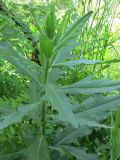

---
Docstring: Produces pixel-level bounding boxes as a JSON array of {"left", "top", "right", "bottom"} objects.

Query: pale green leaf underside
[
  {"left": 51, "top": 11, "right": 93, "bottom": 65},
  {"left": 63, "top": 77, "right": 120, "bottom": 94},
  {"left": 0, "top": 102, "right": 40, "bottom": 129},
  {"left": 28, "top": 136, "right": 51, "bottom": 160},
  {"left": 54, "top": 125, "right": 91, "bottom": 145},
  {"left": 46, "top": 84, "right": 78, "bottom": 128},
  {"left": 61, "top": 146, "right": 99, "bottom": 160},
  {"left": 54, "top": 59, "right": 101, "bottom": 67},
  {"left": 54, "top": 95, "right": 120, "bottom": 149},
  {"left": 56, "top": 11, "right": 93, "bottom": 51},
  {"left": 77, "top": 95, "right": 120, "bottom": 123},
  {"left": 0, "top": 44, "right": 41, "bottom": 85}
]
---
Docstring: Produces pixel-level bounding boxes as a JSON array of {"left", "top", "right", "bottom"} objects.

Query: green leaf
[
  {"left": 48, "top": 68, "right": 64, "bottom": 84},
  {"left": 0, "top": 43, "right": 41, "bottom": 85},
  {"left": 40, "top": 32, "right": 53, "bottom": 58},
  {"left": 51, "top": 11, "right": 93, "bottom": 65},
  {"left": 54, "top": 59, "right": 101, "bottom": 67},
  {"left": 63, "top": 77, "right": 120, "bottom": 95},
  {"left": 0, "top": 149, "right": 27, "bottom": 160},
  {"left": 28, "top": 136, "right": 51, "bottom": 160},
  {"left": 29, "top": 81, "right": 41, "bottom": 103},
  {"left": 0, "top": 102, "right": 40, "bottom": 129},
  {"left": 77, "top": 118, "right": 111, "bottom": 128},
  {"left": 54, "top": 8, "right": 76, "bottom": 43},
  {"left": 46, "top": 84, "right": 78, "bottom": 128},
  {"left": 51, "top": 39, "right": 78, "bottom": 65},
  {"left": 57, "top": 11, "right": 93, "bottom": 50},
  {"left": 54, "top": 125, "right": 91, "bottom": 145},
  {"left": 45, "top": 4, "right": 56, "bottom": 39},
  {"left": 61, "top": 146, "right": 99, "bottom": 160},
  {"left": 76, "top": 95, "right": 120, "bottom": 123}
]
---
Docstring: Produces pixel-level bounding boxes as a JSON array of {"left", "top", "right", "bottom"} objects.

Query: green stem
[
  {"left": 44, "top": 60, "right": 49, "bottom": 84},
  {"left": 41, "top": 61, "right": 49, "bottom": 136},
  {"left": 42, "top": 101, "right": 46, "bottom": 135}
]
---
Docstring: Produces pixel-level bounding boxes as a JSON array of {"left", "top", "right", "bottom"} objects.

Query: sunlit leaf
[
  {"left": 51, "top": 11, "right": 93, "bottom": 65},
  {"left": 40, "top": 32, "right": 53, "bottom": 58}
]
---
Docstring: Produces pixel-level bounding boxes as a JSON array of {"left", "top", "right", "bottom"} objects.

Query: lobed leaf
[
  {"left": 0, "top": 102, "right": 40, "bottom": 130},
  {"left": 76, "top": 95, "right": 120, "bottom": 122},
  {"left": 46, "top": 84, "right": 78, "bottom": 128},
  {"left": 39, "top": 32, "right": 53, "bottom": 58},
  {"left": 63, "top": 77, "right": 120, "bottom": 94},
  {"left": 54, "top": 59, "right": 101, "bottom": 67},
  {"left": 0, "top": 43, "right": 41, "bottom": 85},
  {"left": 54, "top": 125, "right": 91, "bottom": 145},
  {"left": 51, "top": 11, "right": 93, "bottom": 65},
  {"left": 60, "top": 146, "right": 99, "bottom": 160}
]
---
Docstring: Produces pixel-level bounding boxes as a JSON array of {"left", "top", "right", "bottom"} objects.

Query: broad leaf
[
  {"left": 0, "top": 43, "right": 41, "bottom": 85},
  {"left": 45, "top": 4, "right": 56, "bottom": 39},
  {"left": 54, "top": 59, "right": 101, "bottom": 67},
  {"left": 29, "top": 81, "right": 41, "bottom": 103},
  {"left": 76, "top": 95, "right": 120, "bottom": 123},
  {"left": 0, "top": 149, "right": 27, "bottom": 160},
  {"left": 0, "top": 102, "right": 40, "bottom": 129},
  {"left": 51, "top": 39, "right": 78, "bottom": 65},
  {"left": 54, "top": 125, "right": 92, "bottom": 145},
  {"left": 60, "top": 146, "right": 99, "bottom": 160},
  {"left": 51, "top": 11, "right": 93, "bottom": 65},
  {"left": 63, "top": 77, "right": 120, "bottom": 94},
  {"left": 28, "top": 136, "right": 51, "bottom": 160},
  {"left": 56, "top": 11, "right": 93, "bottom": 50},
  {"left": 40, "top": 32, "right": 53, "bottom": 58},
  {"left": 54, "top": 7, "right": 77, "bottom": 43},
  {"left": 46, "top": 84, "right": 78, "bottom": 128},
  {"left": 48, "top": 68, "right": 64, "bottom": 84}
]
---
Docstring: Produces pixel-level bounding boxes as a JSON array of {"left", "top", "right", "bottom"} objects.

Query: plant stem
[
  {"left": 42, "top": 101, "right": 46, "bottom": 136},
  {"left": 45, "top": 60, "right": 49, "bottom": 84},
  {"left": 41, "top": 60, "right": 49, "bottom": 136}
]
